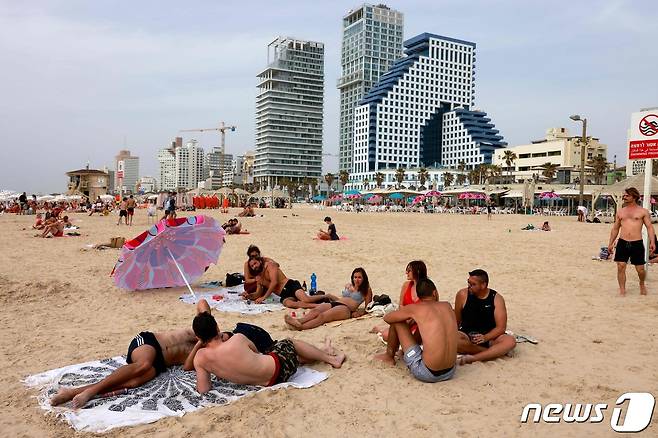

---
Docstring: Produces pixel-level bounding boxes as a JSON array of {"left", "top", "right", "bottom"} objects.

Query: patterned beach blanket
[
  {"left": 24, "top": 356, "right": 327, "bottom": 433},
  {"left": 180, "top": 284, "right": 284, "bottom": 314}
]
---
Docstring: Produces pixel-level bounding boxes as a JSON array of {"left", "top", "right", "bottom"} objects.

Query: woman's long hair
[{"left": 351, "top": 267, "right": 370, "bottom": 294}]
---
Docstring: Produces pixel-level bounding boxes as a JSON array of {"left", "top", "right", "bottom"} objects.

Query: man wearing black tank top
[{"left": 454, "top": 269, "right": 516, "bottom": 365}]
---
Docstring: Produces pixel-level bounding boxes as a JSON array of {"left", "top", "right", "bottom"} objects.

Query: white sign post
[{"left": 629, "top": 110, "right": 658, "bottom": 265}]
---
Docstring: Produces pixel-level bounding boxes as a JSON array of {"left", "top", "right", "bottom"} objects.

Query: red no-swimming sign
[{"left": 629, "top": 112, "right": 658, "bottom": 160}]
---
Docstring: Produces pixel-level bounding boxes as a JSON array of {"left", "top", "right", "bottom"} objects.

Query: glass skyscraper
[
  {"left": 337, "top": 4, "right": 404, "bottom": 174},
  {"left": 254, "top": 37, "right": 325, "bottom": 186}
]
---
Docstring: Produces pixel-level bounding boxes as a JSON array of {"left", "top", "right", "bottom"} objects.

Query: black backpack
[{"left": 225, "top": 272, "right": 245, "bottom": 287}]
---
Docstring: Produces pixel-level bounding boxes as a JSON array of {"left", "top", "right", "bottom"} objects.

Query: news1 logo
[{"left": 521, "top": 392, "right": 655, "bottom": 432}]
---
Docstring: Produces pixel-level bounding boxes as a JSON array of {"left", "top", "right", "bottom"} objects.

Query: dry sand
[{"left": 1, "top": 206, "right": 657, "bottom": 437}]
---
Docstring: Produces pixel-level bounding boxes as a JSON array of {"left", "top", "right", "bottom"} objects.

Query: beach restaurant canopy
[
  {"left": 249, "top": 189, "right": 290, "bottom": 200},
  {"left": 593, "top": 173, "right": 658, "bottom": 208}
]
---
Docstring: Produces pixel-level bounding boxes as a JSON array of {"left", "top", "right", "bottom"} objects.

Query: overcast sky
[{"left": 1, "top": 0, "right": 656, "bottom": 194}]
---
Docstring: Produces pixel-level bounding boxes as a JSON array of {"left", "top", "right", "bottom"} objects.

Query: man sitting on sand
[
  {"left": 244, "top": 256, "right": 328, "bottom": 308},
  {"left": 373, "top": 278, "right": 457, "bottom": 382},
  {"left": 223, "top": 218, "right": 249, "bottom": 235},
  {"left": 316, "top": 216, "right": 339, "bottom": 240},
  {"left": 455, "top": 269, "right": 516, "bottom": 365},
  {"left": 242, "top": 245, "right": 279, "bottom": 294},
  {"left": 238, "top": 204, "right": 256, "bottom": 217},
  {"left": 190, "top": 311, "right": 345, "bottom": 391}
]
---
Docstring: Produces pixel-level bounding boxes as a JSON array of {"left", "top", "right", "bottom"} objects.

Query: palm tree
[
  {"left": 308, "top": 178, "right": 318, "bottom": 197},
  {"left": 417, "top": 167, "right": 429, "bottom": 190},
  {"left": 362, "top": 177, "right": 369, "bottom": 189},
  {"left": 324, "top": 173, "right": 335, "bottom": 195},
  {"left": 467, "top": 169, "right": 479, "bottom": 185},
  {"left": 456, "top": 161, "right": 467, "bottom": 186},
  {"left": 487, "top": 164, "right": 502, "bottom": 183},
  {"left": 588, "top": 156, "right": 608, "bottom": 184},
  {"left": 503, "top": 150, "right": 517, "bottom": 181},
  {"left": 375, "top": 172, "right": 385, "bottom": 188},
  {"left": 443, "top": 172, "right": 454, "bottom": 188},
  {"left": 540, "top": 162, "right": 559, "bottom": 183},
  {"left": 395, "top": 167, "right": 406, "bottom": 188},
  {"left": 338, "top": 170, "right": 349, "bottom": 191}
]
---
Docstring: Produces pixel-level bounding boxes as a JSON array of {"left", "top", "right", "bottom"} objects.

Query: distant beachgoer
[
  {"left": 577, "top": 205, "right": 588, "bottom": 222},
  {"left": 608, "top": 187, "right": 656, "bottom": 296},
  {"left": 244, "top": 256, "right": 328, "bottom": 308},
  {"left": 221, "top": 197, "right": 230, "bottom": 214},
  {"left": 117, "top": 197, "right": 128, "bottom": 225},
  {"left": 40, "top": 216, "right": 70, "bottom": 238},
  {"left": 285, "top": 267, "right": 373, "bottom": 331},
  {"left": 541, "top": 221, "right": 551, "bottom": 231},
  {"left": 238, "top": 204, "right": 256, "bottom": 217},
  {"left": 455, "top": 269, "right": 516, "bottom": 364},
  {"left": 126, "top": 195, "right": 137, "bottom": 225},
  {"left": 242, "top": 245, "right": 278, "bottom": 294},
  {"left": 223, "top": 218, "right": 249, "bottom": 234},
  {"left": 190, "top": 311, "right": 345, "bottom": 392},
  {"left": 33, "top": 213, "right": 44, "bottom": 229},
  {"left": 486, "top": 201, "right": 493, "bottom": 220},
  {"left": 317, "top": 216, "right": 339, "bottom": 240},
  {"left": 371, "top": 260, "right": 429, "bottom": 341},
  {"left": 373, "top": 278, "right": 457, "bottom": 383}
]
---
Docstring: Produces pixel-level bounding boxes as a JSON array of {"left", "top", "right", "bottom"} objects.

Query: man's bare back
[
  {"left": 196, "top": 334, "right": 275, "bottom": 386},
  {"left": 154, "top": 329, "right": 197, "bottom": 365},
  {"left": 406, "top": 301, "right": 457, "bottom": 370}
]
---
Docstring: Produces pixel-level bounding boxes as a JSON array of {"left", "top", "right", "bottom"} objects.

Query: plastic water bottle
[{"left": 310, "top": 273, "right": 317, "bottom": 295}]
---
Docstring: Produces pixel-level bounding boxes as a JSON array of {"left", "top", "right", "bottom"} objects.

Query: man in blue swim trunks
[{"left": 373, "top": 278, "right": 457, "bottom": 383}]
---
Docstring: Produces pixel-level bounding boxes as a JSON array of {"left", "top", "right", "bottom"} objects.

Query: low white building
[
  {"left": 352, "top": 167, "right": 466, "bottom": 191},
  {"left": 492, "top": 127, "right": 607, "bottom": 183},
  {"left": 138, "top": 176, "right": 158, "bottom": 193}
]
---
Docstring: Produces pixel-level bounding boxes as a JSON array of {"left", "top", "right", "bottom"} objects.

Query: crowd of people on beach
[{"left": 49, "top": 250, "right": 515, "bottom": 408}]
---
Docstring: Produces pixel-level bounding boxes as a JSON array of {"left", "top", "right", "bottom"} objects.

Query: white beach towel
[
  {"left": 24, "top": 356, "right": 327, "bottom": 433},
  {"left": 179, "top": 284, "right": 285, "bottom": 314}
]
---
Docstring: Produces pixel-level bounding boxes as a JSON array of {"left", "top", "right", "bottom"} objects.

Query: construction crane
[{"left": 180, "top": 121, "right": 237, "bottom": 186}]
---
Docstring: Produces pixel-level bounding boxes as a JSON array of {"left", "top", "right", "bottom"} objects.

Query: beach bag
[
  {"left": 599, "top": 247, "right": 610, "bottom": 260},
  {"left": 225, "top": 272, "right": 244, "bottom": 287}
]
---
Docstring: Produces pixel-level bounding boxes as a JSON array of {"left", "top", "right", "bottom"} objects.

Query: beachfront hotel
[
  {"left": 349, "top": 33, "right": 507, "bottom": 189},
  {"left": 492, "top": 127, "right": 608, "bottom": 183},
  {"left": 337, "top": 4, "right": 404, "bottom": 173},
  {"left": 253, "top": 37, "right": 325, "bottom": 187}
]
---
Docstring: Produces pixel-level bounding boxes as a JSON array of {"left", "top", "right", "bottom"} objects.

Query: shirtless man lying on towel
[
  {"left": 190, "top": 311, "right": 345, "bottom": 391},
  {"left": 50, "top": 300, "right": 272, "bottom": 408}
]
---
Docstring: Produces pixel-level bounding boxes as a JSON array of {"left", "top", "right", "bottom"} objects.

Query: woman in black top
[{"left": 316, "top": 216, "right": 339, "bottom": 240}]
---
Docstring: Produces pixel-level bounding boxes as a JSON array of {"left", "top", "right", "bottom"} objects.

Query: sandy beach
[{"left": 1, "top": 206, "right": 657, "bottom": 437}]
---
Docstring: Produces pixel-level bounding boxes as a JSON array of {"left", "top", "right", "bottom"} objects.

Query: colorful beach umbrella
[
  {"left": 111, "top": 215, "right": 225, "bottom": 293},
  {"left": 312, "top": 195, "right": 326, "bottom": 201},
  {"left": 344, "top": 189, "right": 361, "bottom": 196},
  {"left": 389, "top": 193, "right": 404, "bottom": 199},
  {"left": 425, "top": 190, "right": 442, "bottom": 197}
]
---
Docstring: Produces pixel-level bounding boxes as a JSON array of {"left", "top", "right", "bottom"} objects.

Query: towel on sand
[
  {"left": 24, "top": 356, "right": 326, "bottom": 433},
  {"left": 180, "top": 284, "right": 284, "bottom": 314}
]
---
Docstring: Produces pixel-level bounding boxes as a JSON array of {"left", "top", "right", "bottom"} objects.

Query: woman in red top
[{"left": 371, "top": 260, "right": 432, "bottom": 341}]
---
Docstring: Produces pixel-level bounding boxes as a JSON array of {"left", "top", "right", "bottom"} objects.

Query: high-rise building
[
  {"left": 205, "top": 147, "right": 234, "bottom": 180},
  {"left": 158, "top": 149, "right": 176, "bottom": 191},
  {"left": 242, "top": 151, "right": 255, "bottom": 186},
  {"left": 254, "top": 37, "right": 324, "bottom": 186},
  {"left": 338, "top": 4, "right": 404, "bottom": 173},
  {"left": 114, "top": 150, "right": 139, "bottom": 193},
  {"left": 176, "top": 139, "right": 205, "bottom": 189},
  {"left": 351, "top": 33, "right": 507, "bottom": 187}
]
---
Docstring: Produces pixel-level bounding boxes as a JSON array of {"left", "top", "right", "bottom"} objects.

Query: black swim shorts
[
  {"left": 126, "top": 331, "right": 167, "bottom": 375},
  {"left": 230, "top": 323, "right": 274, "bottom": 353},
  {"left": 119, "top": 210, "right": 128, "bottom": 217},
  {"left": 614, "top": 238, "right": 645, "bottom": 265},
  {"left": 279, "top": 279, "right": 302, "bottom": 303}
]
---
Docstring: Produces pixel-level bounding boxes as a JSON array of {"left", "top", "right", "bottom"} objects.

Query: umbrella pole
[{"left": 166, "top": 247, "right": 196, "bottom": 298}]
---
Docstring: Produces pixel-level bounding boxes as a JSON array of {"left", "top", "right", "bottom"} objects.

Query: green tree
[
  {"left": 395, "top": 167, "right": 406, "bottom": 188},
  {"left": 375, "top": 172, "right": 385, "bottom": 188},
  {"left": 541, "top": 162, "right": 559, "bottom": 182},
  {"left": 487, "top": 164, "right": 502, "bottom": 183},
  {"left": 324, "top": 173, "right": 335, "bottom": 194},
  {"left": 443, "top": 172, "right": 454, "bottom": 188},
  {"left": 362, "top": 177, "right": 369, "bottom": 189},
  {"left": 503, "top": 150, "right": 517, "bottom": 181},
  {"left": 417, "top": 167, "right": 429, "bottom": 190},
  {"left": 588, "top": 156, "right": 608, "bottom": 184},
  {"left": 338, "top": 170, "right": 349, "bottom": 191}
]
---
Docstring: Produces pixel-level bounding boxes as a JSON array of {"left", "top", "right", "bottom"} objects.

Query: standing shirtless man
[
  {"left": 245, "top": 256, "right": 327, "bottom": 308},
  {"left": 608, "top": 187, "right": 656, "bottom": 296}
]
